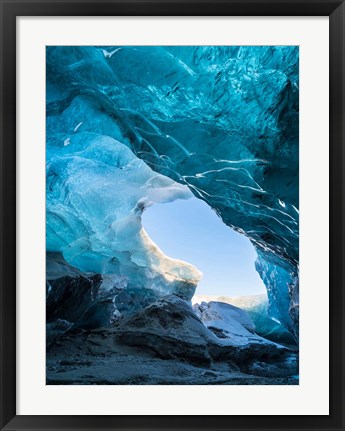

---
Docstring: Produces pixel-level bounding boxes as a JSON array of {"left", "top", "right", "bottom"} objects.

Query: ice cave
[{"left": 46, "top": 45, "right": 299, "bottom": 384}]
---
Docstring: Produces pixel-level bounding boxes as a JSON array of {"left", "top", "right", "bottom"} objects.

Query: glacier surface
[
  {"left": 193, "top": 294, "right": 296, "bottom": 344},
  {"left": 46, "top": 46, "right": 299, "bottom": 339}
]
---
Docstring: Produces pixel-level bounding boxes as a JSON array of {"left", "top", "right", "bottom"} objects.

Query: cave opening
[{"left": 142, "top": 196, "right": 266, "bottom": 301}]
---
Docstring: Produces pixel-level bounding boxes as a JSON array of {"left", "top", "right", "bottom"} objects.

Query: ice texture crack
[{"left": 46, "top": 46, "right": 299, "bottom": 338}]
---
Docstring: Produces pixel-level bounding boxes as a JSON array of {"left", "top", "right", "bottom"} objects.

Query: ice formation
[
  {"left": 193, "top": 294, "right": 295, "bottom": 344},
  {"left": 46, "top": 46, "right": 299, "bottom": 339},
  {"left": 193, "top": 300, "right": 257, "bottom": 339},
  {"left": 46, "top": 132, "right": 201, "bottom": 300}
]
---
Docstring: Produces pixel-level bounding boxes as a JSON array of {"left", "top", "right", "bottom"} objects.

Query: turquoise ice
[{"left": 46, "top": 46, "right": 299, "bottom": 338}]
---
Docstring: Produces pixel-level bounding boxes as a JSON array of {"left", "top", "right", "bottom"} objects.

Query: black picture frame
[{"left": 1, "top": 1, "right": 344, "bottom": 430}]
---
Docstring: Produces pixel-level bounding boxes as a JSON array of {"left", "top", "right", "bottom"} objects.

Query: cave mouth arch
[{"left": 142, "top": 196, "right": 266, "bottom": 300}]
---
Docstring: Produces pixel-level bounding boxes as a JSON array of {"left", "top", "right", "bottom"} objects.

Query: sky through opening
[{"left": 142, "top": 197, "right": 266, "bottom": 297}]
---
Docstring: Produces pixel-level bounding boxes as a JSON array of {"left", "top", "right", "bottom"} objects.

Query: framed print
[{"left": 0, "top": 1, "right": 344, "bottom": 430}]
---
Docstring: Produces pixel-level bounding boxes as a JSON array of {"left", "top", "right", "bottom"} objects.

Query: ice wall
[{"left": 46, "top": 46, "right": 299, "bottom": 337}]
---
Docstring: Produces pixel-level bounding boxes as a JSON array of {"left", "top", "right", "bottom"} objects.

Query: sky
[{"left": 142, "top": 196, "right": 266, "bottom": 297}]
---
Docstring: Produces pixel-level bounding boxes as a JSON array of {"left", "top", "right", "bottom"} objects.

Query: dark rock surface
[
  {"left": 47, "top": 295, "right": 298, "bottom": 384},
  {"left": 47, "top": 273, "right": 102, "bottom": 323}
]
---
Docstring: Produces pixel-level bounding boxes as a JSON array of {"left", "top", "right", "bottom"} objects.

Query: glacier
[
  {"left": 193, "top": 294, "right": 296, "bottom": 345},
  {"left": 47, "top": 132, "right": 201, "bottom": 300},
  {"left": 46, "top": 46, "right": 299, "bottom": 384}
]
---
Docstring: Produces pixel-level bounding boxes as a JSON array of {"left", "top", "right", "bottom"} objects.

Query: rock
[
  {"left": 46, "top": 272, "right": 102, "bottom": 323},
  {"left": 72, "top": 299, "right": 115, "bottom": 330},
  {"left": 46, "top": 319, "right": 73, "bottom": 347},
  {"left": 113, "top": 295, "right": 213, "bottom": 366},
  {"left": 112, "top": 295, "right": 297, "bottom": 376}
]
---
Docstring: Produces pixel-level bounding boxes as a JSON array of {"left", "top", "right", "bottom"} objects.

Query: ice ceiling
[{"left": 46, "top": 46, "right": 299, "bottom": 339}]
